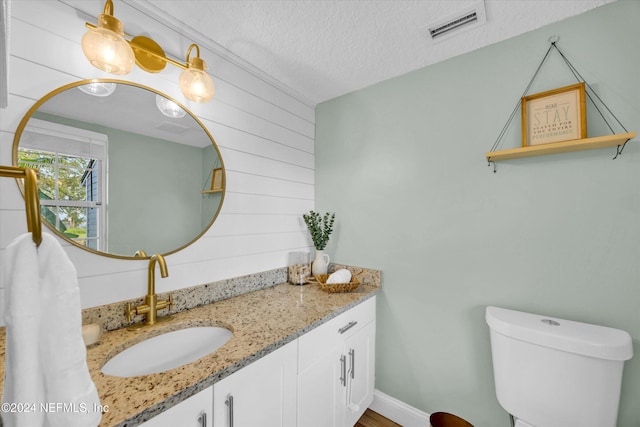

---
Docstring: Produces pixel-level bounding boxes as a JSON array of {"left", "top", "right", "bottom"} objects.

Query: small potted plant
[{"left": 303, "top": 210, "right": 335, "bottom": 274}]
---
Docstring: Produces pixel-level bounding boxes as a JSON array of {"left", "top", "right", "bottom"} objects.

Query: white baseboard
[{"left": 369, "top": 389, "right": 430, "bottom": 427}]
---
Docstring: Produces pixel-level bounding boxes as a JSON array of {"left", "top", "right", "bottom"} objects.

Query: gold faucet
[{"left": 126, "top": 254, "right": 173, "bottom": 325}]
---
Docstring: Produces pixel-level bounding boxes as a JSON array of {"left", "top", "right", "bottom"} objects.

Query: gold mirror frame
[{"left": 12, "top": 79, "right": 225, "bottom": 259}]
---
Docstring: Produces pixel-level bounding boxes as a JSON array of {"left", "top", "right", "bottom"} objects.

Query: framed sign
[
  {"left": 210, "top": 167, "right": 223, "bottom": 191},
  {"left": 521, "top": 82, "right": 587, "bottom": 147}
]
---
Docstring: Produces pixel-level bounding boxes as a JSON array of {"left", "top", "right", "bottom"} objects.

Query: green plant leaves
[{"left": 303, "top": 210, "right": 335, "bottom": 250}]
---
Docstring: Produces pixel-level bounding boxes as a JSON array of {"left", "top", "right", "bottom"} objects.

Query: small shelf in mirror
[
  {"left": 486, "top": 132, "right": 637, "bottom": 163},
  {"left": 202, "top": 166, "right": 223, "bottom": 195}
]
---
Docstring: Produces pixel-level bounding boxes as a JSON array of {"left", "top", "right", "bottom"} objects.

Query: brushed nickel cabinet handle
[
  {"left": 225, "top": 395, "right": 234, "bottom": 427},
  {"left": 198, "top": 412, "right": 207, "bottom": 427},
  {"left": 338, "top": 321, "right": 358, "bottom": 334},
  {"left": 349, "top": 348, "right": 355, "bottom": 379}
]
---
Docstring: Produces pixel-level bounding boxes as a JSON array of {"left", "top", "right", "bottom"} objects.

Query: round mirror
[{"left": 13, "top": 79, "right": 224, "bottom": 259}]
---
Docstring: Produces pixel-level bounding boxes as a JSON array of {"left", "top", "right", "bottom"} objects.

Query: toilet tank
[{"left": 486, "top": 306, "right": 633, "bottom": 427}]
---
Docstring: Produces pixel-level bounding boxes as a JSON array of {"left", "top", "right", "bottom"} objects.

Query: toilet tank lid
[{"left": 486, "top": 306, "right": 633, "bottom": 361}]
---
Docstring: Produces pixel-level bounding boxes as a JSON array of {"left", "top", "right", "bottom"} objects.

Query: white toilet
[{"left": 486, "top": 306, "right": 633, "bottom": 427}]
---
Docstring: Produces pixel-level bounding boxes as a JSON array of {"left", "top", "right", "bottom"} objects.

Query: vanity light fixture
[
  {"left": 179, "top": 44, "right": 215, "bottom": 103},
  {"left": 82, "top": 0, "right": 215, "bottom": 103},
  {"left": 81, "top": 0, "right": 134, "bottom": 75}
]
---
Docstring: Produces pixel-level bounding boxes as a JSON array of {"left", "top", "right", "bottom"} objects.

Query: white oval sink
[{"left": 101, "top": 326, "right": 232, "bottom": 377}]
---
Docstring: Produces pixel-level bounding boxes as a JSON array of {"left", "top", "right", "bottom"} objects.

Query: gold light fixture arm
[
  {"left": 185, "top": 44, "right": 206, "bottom": 71},
  {"left": 186, "top": 44, "right": 200, "bottom": 64},
  {"left": 97, "top": 0, "right": 120, "bottom": 34},
  {"left": 136, "top": 40, "right": 187, "bottom": 70},
  {"left": 186, "top": 44, "right": 199, "bottom": 61},
  {"left": 103, "top": 0, "right": 114, "bottom": 15}
]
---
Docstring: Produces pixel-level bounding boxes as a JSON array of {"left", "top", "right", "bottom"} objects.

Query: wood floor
[{"left": 355, "top": 409, "right": 403, "bottom": 427}]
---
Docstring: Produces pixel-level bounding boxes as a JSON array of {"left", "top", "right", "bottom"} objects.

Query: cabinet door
[
  {"left": 139, "top": 386, "right": 212, "bottom": 427},
  {"left": 213, "top": 340, "right": 297, "bottom": 427},
  {"left": 343, "top": 320, "right": 376, "bottom": 427},
  {"left": 298, "top": 296, "right": 377, "bottom": 427},
  {"left": 297, "top": 344, "right": 345, "bottom": 427}
]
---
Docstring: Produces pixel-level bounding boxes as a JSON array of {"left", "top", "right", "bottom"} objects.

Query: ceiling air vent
[
  {"left": 424, "top": 1, "right": 487, "bottom": 42},
  {"left": 156, "top": 121, "right": 190, "bottom": 134},
  {"left": 429, "top": 11, "right": 477, "bottom": 39}
]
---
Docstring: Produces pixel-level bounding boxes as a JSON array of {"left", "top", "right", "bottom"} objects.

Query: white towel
[{"left": 2, "top": 233, "right": 102, "bottom": 427}]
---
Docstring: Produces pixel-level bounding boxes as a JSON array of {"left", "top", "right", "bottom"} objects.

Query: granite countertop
[{"left": 0, "top": 282, "right": 379, "bottom": 427}]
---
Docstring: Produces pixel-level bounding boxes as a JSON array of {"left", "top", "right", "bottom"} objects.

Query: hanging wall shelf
[
  {"left": 201, "top": 166, "right": 224, "bottom": 195},
  {"left": 486, "top": 132, "right": 637, "bottom": 162},
  {"left": 486, "top": 36, "right": 636, "bottom": 171}
]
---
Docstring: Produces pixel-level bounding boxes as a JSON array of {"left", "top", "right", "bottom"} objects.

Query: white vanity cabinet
[
  {"left": 136, "top": 296, "right": 376, "bottom": 427},
  {"left": 138, "top": 386, "right": 212, "bottom": 427},
  {"left": 213, "top": 339, "right": 298, "bottom": 427},
  {"left": 297, "top": 296, "right": 376, "bottom": 427}
]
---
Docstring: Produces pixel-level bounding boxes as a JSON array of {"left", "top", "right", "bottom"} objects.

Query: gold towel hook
[
  {"left": 0, "top": 166, "right": 42, "bottom": 247},
  {"left": 24, "top": 168, "right": 42, "bottom": 247}
]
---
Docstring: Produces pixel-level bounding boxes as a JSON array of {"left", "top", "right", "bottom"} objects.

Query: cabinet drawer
[{"left": 298, "top": 296, "right": 375, "bottom": 371}]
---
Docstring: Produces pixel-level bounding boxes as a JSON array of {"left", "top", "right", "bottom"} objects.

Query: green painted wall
[
  {"left": 315, "top": 2, "right": 639, "bottom": 426},
  {"left": 108, "top": 128, "right": 203, "bottom": 255},
  {"left": 31, "top": 112, "right": 205, "bottom": 255}
]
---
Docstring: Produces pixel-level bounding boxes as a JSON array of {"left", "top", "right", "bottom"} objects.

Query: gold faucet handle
[
  {"left": 155, "top": 293, "right": 174, "bottom": 313},
  {"left": 126, "top": 302, "right": 136, "bottom": 323}
]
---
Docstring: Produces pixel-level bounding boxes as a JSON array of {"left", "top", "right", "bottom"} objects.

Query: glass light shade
[
  {"left": 78, "top": 82, "right": 117, "bottom": 97},
  {"left": 179, "top": 65, "right": 215, "bottom": 103},
  {"left": 155, "top": 94, "right": 186, "bottom": 118},
  {"left": 81, "top": 14, "right": 134, "bottom": 75}
]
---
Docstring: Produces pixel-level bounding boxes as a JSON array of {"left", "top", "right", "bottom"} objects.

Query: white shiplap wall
[{"left": 0, "top": 0, "right": 315, "bottom": 313}]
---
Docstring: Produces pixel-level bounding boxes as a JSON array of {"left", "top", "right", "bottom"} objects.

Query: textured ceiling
[{"left": 139, "top": 0, "right": 616, "bottom": 105}]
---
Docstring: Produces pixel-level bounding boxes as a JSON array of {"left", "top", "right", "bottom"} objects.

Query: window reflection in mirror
[{"left": 19, "top": 119, "right": 107, "bottom": 251}]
